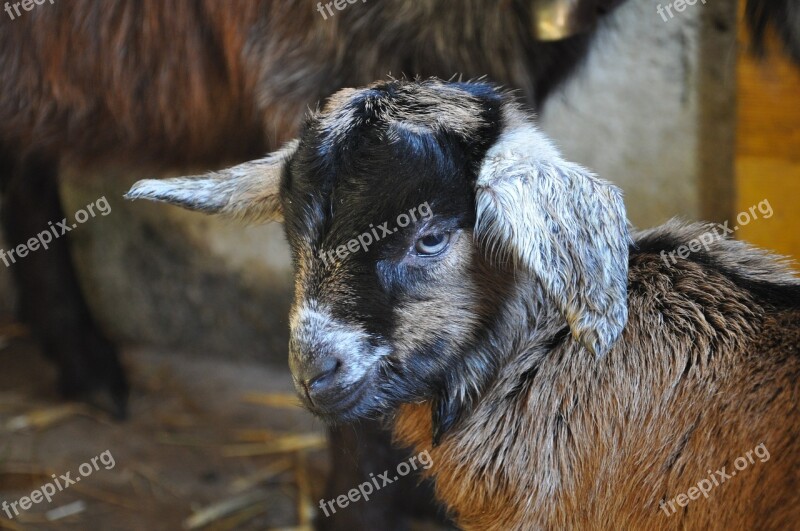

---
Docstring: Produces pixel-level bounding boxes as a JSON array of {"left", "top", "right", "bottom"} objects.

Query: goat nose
[{"left": 297, "top": 356, "right": 341, "bottom": 394}]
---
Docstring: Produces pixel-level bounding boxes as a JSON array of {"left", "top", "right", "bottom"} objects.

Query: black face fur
[{"left": 280, "top": 80, "right": 514, "bottom": 427}]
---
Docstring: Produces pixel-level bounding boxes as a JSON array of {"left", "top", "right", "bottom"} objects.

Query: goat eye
[{"left": 414, "top": 233, "right": 450, "bottom": 256}]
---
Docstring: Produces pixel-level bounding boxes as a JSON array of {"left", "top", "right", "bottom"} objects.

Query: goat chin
[{"left": 393, "top": 221, "right": 800, "bottom": 531}]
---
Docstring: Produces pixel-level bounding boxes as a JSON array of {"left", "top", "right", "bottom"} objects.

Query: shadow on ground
[{"left": 0, "top": 317, "right": 331, "bottom": 530}]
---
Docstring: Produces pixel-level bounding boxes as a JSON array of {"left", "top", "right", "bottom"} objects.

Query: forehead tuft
[
  {"left": 282, "top": 79, "right": 507, "bottom": 261},
  {"left": 315, "top": 79, "right": 494, "bottom": 155}
]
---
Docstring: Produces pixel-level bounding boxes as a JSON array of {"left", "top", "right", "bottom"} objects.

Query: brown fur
[
  {"left": 0, "top": 0, "right": 604, "bottom": 168},
  {"left": 1, "top": 0, "right": 794, "bottom": 168},
  {"left": 394, "top": 235, "right": 800, "bottom": 530},
  {"left": 1, "top": 1, "right": 271, "bottom": 165}
]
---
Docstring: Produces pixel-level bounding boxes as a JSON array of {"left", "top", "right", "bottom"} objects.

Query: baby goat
[{"left": 127, "top": 79, "right": 800, "bottom": 530}]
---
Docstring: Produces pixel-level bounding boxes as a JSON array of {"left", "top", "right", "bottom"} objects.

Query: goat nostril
[{"left": 305, "top": 357, "right": 341, "bottom": 391}]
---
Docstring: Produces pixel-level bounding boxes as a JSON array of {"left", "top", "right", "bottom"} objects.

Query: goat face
[
  {"left": 127, "top": 79, "right": 630, "bottom": 435},
  {"left": 279, "top": 82, "right": 514, "bottom": 424}
]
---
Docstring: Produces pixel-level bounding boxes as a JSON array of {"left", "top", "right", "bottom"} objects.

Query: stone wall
[
  {"left": 60, "top": 170, "right": 294, "bottom": 363},
  {"left": 540, "top": 0, "right": 736, "bottom": 226}
]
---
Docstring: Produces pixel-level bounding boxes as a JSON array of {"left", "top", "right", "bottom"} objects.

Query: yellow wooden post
[{"left": 736, "top": 1, "right": 800, "bottom": 261}]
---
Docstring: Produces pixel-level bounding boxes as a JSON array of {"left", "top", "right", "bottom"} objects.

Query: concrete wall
[
  {"left": 60, "top": 170, "right": 294, "bottom": 363},
  {"left": 540, "top": 0, "right": 736, "bottom": 227}
]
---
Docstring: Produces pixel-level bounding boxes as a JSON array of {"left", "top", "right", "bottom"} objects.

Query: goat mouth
[{"left": 304, "top": 377, "right": 374, "bottom": 422}]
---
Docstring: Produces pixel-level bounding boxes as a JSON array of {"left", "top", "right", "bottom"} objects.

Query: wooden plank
[{"left": 735, "top": 1, "right": 800, "bottom": 260}]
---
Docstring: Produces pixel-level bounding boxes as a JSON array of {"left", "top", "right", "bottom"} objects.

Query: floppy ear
[
  {"left": 474, "top": 123, "right": 630, "bottom": 357},
  {"left": 125, "top": 140, "right": 298, "bottom": 223}
]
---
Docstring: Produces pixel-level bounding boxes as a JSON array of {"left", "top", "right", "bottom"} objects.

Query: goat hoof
[{"left": 50, "top": 333, "right": 129, "bottom": 420}]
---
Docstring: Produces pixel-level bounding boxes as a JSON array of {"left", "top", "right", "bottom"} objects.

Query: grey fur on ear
[
  {"left": 474, "top": 123, "right": 631, "bottom": 357},
  {"left": 125, "top": 140, "right": 298, "bottom": 223}
]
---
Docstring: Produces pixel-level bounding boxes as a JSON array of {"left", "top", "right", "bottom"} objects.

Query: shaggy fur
[
  {"left": 0, "top": 0, "right": 606, "bottom": 166},
  {"left": 2, "top": 0, "right": 793, "bottom": 164},
  {"left": 128, "top": 79, "right": 800, "bottom": 530},
  {"left": 746, "top": 0, "right": 800, "bottom": 63},
  {"left": 394, "top": 221, "right": 800, "bottom": 529}
]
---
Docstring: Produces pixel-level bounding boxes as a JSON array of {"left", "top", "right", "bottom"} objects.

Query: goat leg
[{"left": 0, "top": 152, "right": 128, "bottom": 418}]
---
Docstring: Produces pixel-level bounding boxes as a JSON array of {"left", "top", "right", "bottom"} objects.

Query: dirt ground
[{"left": 0, "top": 318, "right": 440, "bottom": 531}]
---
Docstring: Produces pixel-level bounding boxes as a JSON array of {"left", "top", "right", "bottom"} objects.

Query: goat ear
[
  {"left": 474, "top": 125, "right": 630, "bottom": 357},
  {"left": 125, "top": 140, "right": 298, "bottom": 223}
]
